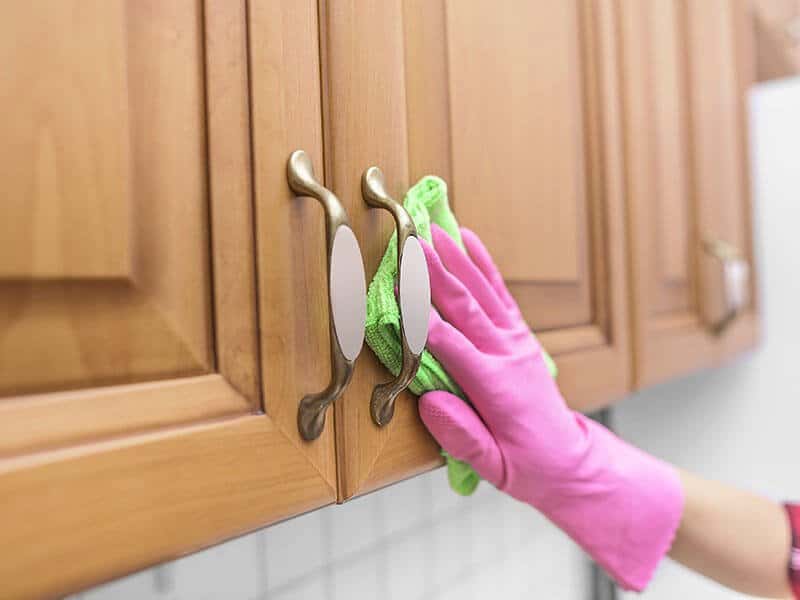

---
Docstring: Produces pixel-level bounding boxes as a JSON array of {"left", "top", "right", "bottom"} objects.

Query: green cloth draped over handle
[{"left": 365, "top": 176, "right": 557, "bottom": 495}]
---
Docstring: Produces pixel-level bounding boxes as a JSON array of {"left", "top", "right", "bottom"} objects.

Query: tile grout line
[{"left": 321, "top": 505, "right": 335, "bottom": 600}]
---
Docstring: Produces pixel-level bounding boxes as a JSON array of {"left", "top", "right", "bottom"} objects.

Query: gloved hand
[{"left": 419, "top": 224, "right": 684, "bottom": 591}]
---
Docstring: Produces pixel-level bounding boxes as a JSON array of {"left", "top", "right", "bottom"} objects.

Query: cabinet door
[
  {"left": 0, "top": 3, "right": 335, "bottom": 597},
  {"left": 620, "top": 0, "right": 758, "bottom": 389},
  {"left": 322, "top": 0, "right": 443, "bottom": 500},
  {"left": 439, "top": 0, "right": 630, "bottom": 410},
  {"left": 323, "top": 0, "right": 630, "bottom": 500}
]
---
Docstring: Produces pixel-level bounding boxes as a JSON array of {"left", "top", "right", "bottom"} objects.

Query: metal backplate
[
  {"left": 399, "top": 235, "right": 431, "bottom": 355},
  {"left": 330, "top": 225, "right": 367, "bottom": 361}
]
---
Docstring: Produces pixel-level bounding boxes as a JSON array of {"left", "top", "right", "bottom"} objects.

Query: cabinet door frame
[
  {"left": 0, "top": 4, "right": 336, "bottom": 597},
  {"left": 531, "top": 0, "right": 631, "bottom": 411},
  {"left": 620, "top": 0, "right": 759, "bottom": 389}
]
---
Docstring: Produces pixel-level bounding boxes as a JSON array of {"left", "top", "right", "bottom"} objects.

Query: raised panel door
[
  {"left": 0, "top": 3, "right": 338, "bottom": 597},
  {"left": 620, "top": 0, "right": 758, "bottom": 388}
]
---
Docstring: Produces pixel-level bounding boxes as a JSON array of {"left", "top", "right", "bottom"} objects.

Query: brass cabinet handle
[
  {"left": 361, "top": 167, "right": 431, "bottom": 426},
  {"left": 703, "top": 238, "right": 750, "bottom": 336},
  {"left": 287, "top": 150, "right": 367, "bottom": 441}
]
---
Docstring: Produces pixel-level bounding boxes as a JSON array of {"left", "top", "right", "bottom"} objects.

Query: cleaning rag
[{"left": 365, "top": 175, "right": 557, "bottom": 495}]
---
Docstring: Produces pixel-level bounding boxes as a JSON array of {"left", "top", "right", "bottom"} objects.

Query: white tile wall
[{"left": 74, "top": 470, "right": 590, "bottom": 600}]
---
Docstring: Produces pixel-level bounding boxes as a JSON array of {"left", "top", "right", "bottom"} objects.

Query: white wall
[
  {"left": 74, "top": 467, "right": 588, "bottom": 600},
  {"left": 618, "top": 77, "right": 800, "bottom": 599}
]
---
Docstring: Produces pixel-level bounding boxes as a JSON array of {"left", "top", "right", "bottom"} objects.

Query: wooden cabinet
[
  {"left": 0, "top": 3, "right": 337, "bottom": 598},
  {"left": 620, "top": 0, "right": 758, "bottom": 389},
  {"left": 0, "top": 0, "right": 760, "bottom": 596}
]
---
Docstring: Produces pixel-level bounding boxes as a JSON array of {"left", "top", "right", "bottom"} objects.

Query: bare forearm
[{"left": 669, "top": 470, "right": 792, "bottom": 598}]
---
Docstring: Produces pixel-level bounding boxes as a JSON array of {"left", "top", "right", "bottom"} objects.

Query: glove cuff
[{"left": 539, "top": 416, "right": 684, "bottom": 592}]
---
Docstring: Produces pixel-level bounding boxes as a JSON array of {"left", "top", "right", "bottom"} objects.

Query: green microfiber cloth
[{"left": 365, "top": 176, "right": 557, "bottom": 495}]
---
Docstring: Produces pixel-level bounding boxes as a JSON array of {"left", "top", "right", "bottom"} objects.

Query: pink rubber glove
[{"left": 419, "top": 224, "right": 684, "bottom": 591}]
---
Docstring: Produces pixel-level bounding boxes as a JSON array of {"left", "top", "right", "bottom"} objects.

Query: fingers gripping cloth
[{"left": 364, "top": 176, "right": 557, "bottom": 495}]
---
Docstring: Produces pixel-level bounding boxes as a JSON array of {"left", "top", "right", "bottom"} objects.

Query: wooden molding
[{"left": 0, "top": 415, "right": 335, "bottom": 600}]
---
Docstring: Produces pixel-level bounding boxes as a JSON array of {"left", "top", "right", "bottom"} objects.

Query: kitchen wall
[
  {"left": 618, "top": 77, "right": 800, "bottom": 599},
  {"left": 74, "top": 465, "right": 588, "bottom": 600}
]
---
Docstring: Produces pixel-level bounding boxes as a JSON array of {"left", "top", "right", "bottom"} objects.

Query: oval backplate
[
  {"left": 330, "top": 225, "right": 367, "bottom": 361},
  {"left": 399, "top": 236, "right": 431, "bottom": 355}
]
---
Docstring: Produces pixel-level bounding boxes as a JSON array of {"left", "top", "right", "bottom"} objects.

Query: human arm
[{"left": 670, "top": 470, "right": 791, "bottom": 598}]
